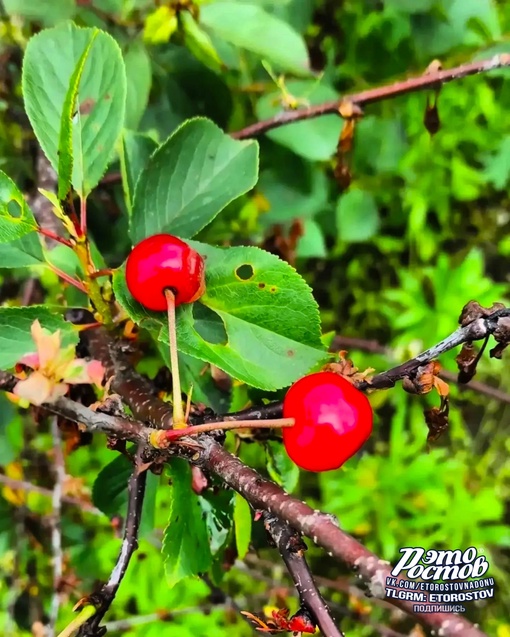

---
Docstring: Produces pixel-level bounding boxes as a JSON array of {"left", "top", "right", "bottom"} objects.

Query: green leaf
[
  {"left": 233, "top": 493, "right": 251, "bottom": 559},
  {"left": 92, "top": 452, "right": 159, "bottom": 537},
  {"left": 119, "top": 131, "right": 157, "bottom": 215},
  {"left": 200, "top": 2, "right": 310, "bottom": 76},
  {"left": 22, "top": 22, "right": 127, "bottom": 197},
  {"left": 296, "top": 219, "right": 327, "bottom": 259},
  {"left": 130, "top": 118, "right": 258, "bottom": 242},
  {"left": 266, "top": 440, "right": 299, "bottom": 493},
  {"left": 0, "top": 306, "right": 79, "bottom": 370},
  {"left": 336, "top": 189, "right": 380, "bottom": 243},
  {"left": 256, "top": 81, "right": 340, "bottom": 161},
  {"left": 143, "top": 5, "right": 178, "bottom": 44},
  {"left": 199, "top": 488, "right": 234, "bottom": 554},
  {"left": 0, "top": 234, "right": 44, "bottom": 268},
  {"left": 113, "top": 242, "right": 327, "bottom": 390},
  {"left": 162, "top": 459, "right": 212, "bottom": 588},
  {"left": 0, "top": 171, "right": 38, "bottom": 242},
  {"left": 180, "top": 10, "right": 223, "bottom": 72},
  {"left": 57, "top": 30, "right": 99, "bottom": 200},
  {"left": 124, "top": 41, "right": 152, "bottom": 130}
]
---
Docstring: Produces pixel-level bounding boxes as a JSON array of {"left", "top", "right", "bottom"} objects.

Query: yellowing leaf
[{"left": 144, "top": 6, "right": 178, "bottom": 44}]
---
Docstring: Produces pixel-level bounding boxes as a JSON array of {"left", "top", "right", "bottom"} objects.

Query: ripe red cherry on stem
[
  {"left": 283, "top": 371, "right": 373, "bottom": 472},
  {"left": 125, "top": 234, "right": 205, "bottom": 312}
]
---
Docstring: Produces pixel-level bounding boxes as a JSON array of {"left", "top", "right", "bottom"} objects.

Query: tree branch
[
  {"left": 193, "top": 437, "right": 486, "bottom": 637},
  {"left": 82, "top": 329, "right": 488, "bottom": 637},
  {"left": 78, "top": 448, "right": 148, "bottom": 636},
  {"left": 334, "top": 335, "right": 510, "bottom": 404},
  {"left": 232, "top": 54, "right": 510, "bottom": 139},
  {"left": 263, "top": 513, "right": 345, "bottom": 637}
]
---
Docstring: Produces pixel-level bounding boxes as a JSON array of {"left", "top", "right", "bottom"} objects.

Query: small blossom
[{"left": 13, "top": 320, "right": 105, "bottom": 406}]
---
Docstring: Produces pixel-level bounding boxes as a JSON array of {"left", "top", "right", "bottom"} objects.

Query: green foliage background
[{"left": 0, "top": 1, "right": 509, "bottom": 636}]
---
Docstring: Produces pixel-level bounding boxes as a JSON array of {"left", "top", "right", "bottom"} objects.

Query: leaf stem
[
  {"left": 80, "top": 195, "right": 87, "bottom": 236},
  {"left": 150, "top": 418, "right": 295, "bottom": 447},
  {"left": 48, "top": 264, "right": 88, "bottom": 294},
  {"left": 165, "top": 289, "right": 186, "bottom": 427},
  {"left": 37, "top": 227, "right": 73, "bottom": 248}
]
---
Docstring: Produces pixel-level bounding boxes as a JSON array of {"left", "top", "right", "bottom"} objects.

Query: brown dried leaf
[
  {"left": 424, "top": 94, "right": 440, "bottom": 136},
  {"left": 458, "top": 301, "right": 505, "bottom": 327},
  {"left": 490, "top": 342, "right": 508, "bottom": 360},
  {"left": 425, "top": 398, "right": 449, "bottom": 446},
  {"left": 324, "top": 351, "right": 374, "bottom": 385},
  {"left": 456, "top": 342, "right": 478, "bottom": 383},
  {"left": 493, "top": 316, "right": 510, "bottom": 343},
  {"left": 402, "top": 361, "right": 442, "bottom": 395}
]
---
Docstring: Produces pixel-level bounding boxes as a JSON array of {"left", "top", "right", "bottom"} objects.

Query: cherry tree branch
[
  {"left": 334, "top": 335, "right": 510, "bottom": 404},
  {"left": 263, "top": 513, "right": 345, "bottom": 637},
  {"left": 82, "top": 329, "right": 488, "bottom": 637},
  {"left": 78, "top": 449, "right": 148, "bottom": 636},
  {"left": 232, "top": 54, "right": 510, "bottom": 139}
]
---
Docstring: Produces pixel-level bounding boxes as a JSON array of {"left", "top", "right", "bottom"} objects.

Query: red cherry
[
  {"left": 282, "top": 371, "right": 373, "bottom": 472},
  {"left": 125, "top": 234, "right": 205, "bottom": 312}
]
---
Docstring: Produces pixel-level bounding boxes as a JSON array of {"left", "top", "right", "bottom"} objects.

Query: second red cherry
[{"left": 282, "top": 371, "right": 373, "bottom": 472}]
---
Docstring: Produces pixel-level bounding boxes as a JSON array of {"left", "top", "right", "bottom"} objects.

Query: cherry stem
[
  {"left": 48, "top": 264, "right": 88, "bottom": 294},
  {"left": 166, "top": 418, "right": 295, "bottom": 440},
  {"left": 165, "top": 288, "right": 186, "bottom": 427},
  {"left": 37, "top": 227, "right": 73, "bottom": 248},
  {"left": 89, "top": 268, "right": 114, "bottom": 280}
]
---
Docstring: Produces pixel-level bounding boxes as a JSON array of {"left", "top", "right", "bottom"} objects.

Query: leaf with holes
[
  {"left": 22, "top": 22, "right": 126, "bottom": 197},
  {"left": 0, "top": 306, "right": 79, "bottom": 370},
  {"left": 0, "top": 171, "right": 38, "bottom": 242},
  {"left": 162, "top": 459, "right": 212, "bottom": 588},
  {"left": 130, "top": 118, "right": 259, "bottom": 242},
  {"left": 113, "top": 243, "right": 326, "bottom": 390}
]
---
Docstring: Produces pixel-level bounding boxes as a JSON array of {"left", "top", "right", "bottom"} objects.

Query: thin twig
[
  {"left": 78, "top": 448, "right": 148, "bottom": 635},
  {"left": 232, "top": 54, "right": 510, "bottom": 139},
  {"left": 48, "top": 417, "right": 65, "bottom": 636},
  {"left": 263, "top": 513, "right": 345, "bottom": 637},
  {"left": 334, "top": 335, "right": 510, "bottom": 404},
  {"left": 80, "top": 196, "right": 88, "bottom": 236},
  {"left": 47, "top": 263, "right": 88, "bottom": 294}
]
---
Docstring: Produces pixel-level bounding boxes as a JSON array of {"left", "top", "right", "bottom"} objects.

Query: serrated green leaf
[
  {"left": 119, "top": 131, "right": 158, "bottom": 215},
  {"left": 22, "top": 22, "right": 127, "bottom": 197},
  {"left": 0, "top": 306, "right": 79, "bottom": 370},
  {"left": 113, "top": 242, "right": 327, "bottom": 390},
  {"left": 0, "top": 171, "right": 38, "bottom": 242},
  {"left": 266, "top": 440, "right": 299, "bottom": 493},
  {"left": 162, "top": 459, "right": 212, "bottom": 588},
  {"left": 130, "top": 118, "right": 259, "bottom": 242},
  {"left": 92, "top": 452, "right": 159, "bottom": 538},
  {"left": 0, "top": 234, "right": 44, "bottom": 268},
  {"left": 57, "top": 30, "right": 99, "bottom": 200},
  {"left": 200, "top": 2, "right": 310, "bottom": 76},
  {"left": 233, "top": 493, "right": 251, "bottom": 559},
  {"left": 199, "top": 488, "right": 234, "bottom": 554},
  {"left": 181, "top": 10, "right": 223, "bottom": 72}
]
